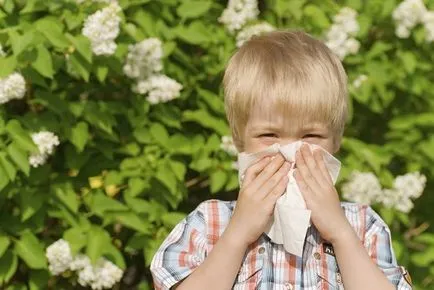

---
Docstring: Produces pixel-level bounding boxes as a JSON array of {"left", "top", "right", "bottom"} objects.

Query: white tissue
[{"left": 237, "top": 141, "right": 341, "bottom": 256}]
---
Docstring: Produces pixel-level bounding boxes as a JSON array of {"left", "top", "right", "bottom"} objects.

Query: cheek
[{"left": 244, "top": 138, "right": 274, "bottom": 154}]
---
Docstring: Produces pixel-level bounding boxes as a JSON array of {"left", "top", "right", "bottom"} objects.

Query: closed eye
[
  {"left": 259, "top": 133, "right": 278, "bottom": 138},
  {"left": 303, "top": 134, "right": 322, "bottom": 138}
]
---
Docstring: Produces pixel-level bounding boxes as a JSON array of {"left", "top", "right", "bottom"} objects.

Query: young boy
[{"left": 150, "top": 31, "right": 412, "bottom": 290}]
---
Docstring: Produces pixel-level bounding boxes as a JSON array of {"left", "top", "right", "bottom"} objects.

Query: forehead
[{"left": 246, "top": 103, "right": 330, "bottom": 133}]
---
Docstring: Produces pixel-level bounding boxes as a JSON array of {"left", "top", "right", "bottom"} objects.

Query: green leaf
[
  {"left": 0, "top": 165, "right": 8, "bottom": 192},
  {"left": 399, "top": 51, "right": 417, "bottom": 74},
  {"left": 20, "top": 190, "right": 45, "bottom": 222},
  {"left": 7, "top": 142, "right": 30, "bottom": 176},
  {"left": 0, "top": 233, "right": 10, "bottom": 259},
  {"left": 14, "top": 231, "right": 47, "bottom": 269},
  {"left": 96, "top": 65, "right": 109, "bottom": 83},
  {"left": 150, "top": 123, "right": 170, "bottom": 148},
  {"left": 52, "top": 183, "right": 79, "bottom": 213},
  {"left": 170, "top": 160, "right": 186, "bottom": 181},
  {"left": 28, "top": 270, "right": 49, "bottom": 290},
  {"left": 63, "top": 227, "right": 86, "bottom": 255},
  {"left": 176, "top": 0, "right": 212, "bottom": 19},
  {"left": 9, "top": 30, "right": 35, "bottom": 56},
  {"left": 70, "top": 122, "right": 89, "bottom": 152},
  {"left": 66, "top": 34, "right": 92, "bottom": 63},
  {"left": 183, "top": 109, "right": 229, "bottom": 135},
  {"left": 125, "top": 178, "right": 148, "bottom": 197},
  {"left": 69, "top": 52, "right": 91, "bottom": 82},
  {"left": 0, "top": 153, "right": 17, "bottom": 181},
  {"left": 0, "top": 250, "right": 18, "bottom": 284},
  {"left": 86, "top": 226, "right": 111, "bottom": 264},
  {"left": 87, "top": 191, "right": 128, "bottom": 216},
  {"left": 210, "top": 169, "right": 228, "bottom": 193},
  {"left": 155, "top": 162, "right": 177, "bottom": 194},
  {"left": 303, "top": 5, "right": 330, "bottom": 29},
  {"left": 0, "top": 57, "right": 17, "bottom": 78},
  {"left": 175, "top": 21, "right": 213, "bottom": 45},
  {"left": 36, "top": 17, "right": 69, "bottom": 49},
  {"left": 31, "top": 45, "right": 54, "bottom": 78},
  {"left": 105, "top": 211, "right": 151, "bottom": 233},
  {"left": 104, "top": 243, "right": 126, "bottom": 269},
  {"left": 6, "top": 120, "right": 38, "bottom": 153}
]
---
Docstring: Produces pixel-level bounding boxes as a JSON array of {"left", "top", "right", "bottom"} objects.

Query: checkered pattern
[{"left": 150, "top": 200, "right": 412, "bottom": 290}]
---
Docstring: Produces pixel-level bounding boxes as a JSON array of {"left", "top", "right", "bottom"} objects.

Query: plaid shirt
[{"left": 150, "top": 200, "right": 412, "bottom": 290}]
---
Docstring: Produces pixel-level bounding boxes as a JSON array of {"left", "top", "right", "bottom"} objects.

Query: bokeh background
[{"left": 0, "top": 0, "right": 433, "bottom": 289}]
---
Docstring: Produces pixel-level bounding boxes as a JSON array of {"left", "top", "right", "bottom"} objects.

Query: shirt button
[
  {"left": 313, "top": 252, "right": 321, "bottom": 260},
  {"left": 284, "top": 282, "right": 293, "bottom": 290},
  {"left": 258, "top": 247, "right": 265, "bottom": 254}
]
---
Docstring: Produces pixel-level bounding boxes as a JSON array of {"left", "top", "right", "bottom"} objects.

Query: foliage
[{"left": 0, "top": 0, "right": 433, "bottom": 289}]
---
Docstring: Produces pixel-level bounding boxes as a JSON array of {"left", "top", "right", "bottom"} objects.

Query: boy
[{"left": 150, "top": 31, "right": 412, "bottom": 290}]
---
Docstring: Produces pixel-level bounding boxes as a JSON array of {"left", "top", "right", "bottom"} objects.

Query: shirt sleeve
[
  {"left": 150, "top": 203, "right": 208, "bottom": 290},
  {"left": 364, "top": 207, "right": 413, "bottom": 290}
]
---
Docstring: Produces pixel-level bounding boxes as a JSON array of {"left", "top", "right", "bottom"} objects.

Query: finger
[
  {"left": 246, "top": 154, "right": 285, "bottom": 193},
  {"left": 300, "top": 144, "right": 328, "bottom": 187},
  {"left": 256, "top": 161, "right": 291, "bottom": 200},
  {"left": 264, "top": 174, "right": 289, "bottom": 206},
  {"left": 293, "top": 169, "right": 313, "bottom": 207},
  {"left": 313, "top": 149, "right": 333, "bottom": 185},
  {"left": 242, "top": 155, "right": 273, "bottom": 187},
  {"left": 296, "top": 149, "right": 322, "bottom": 194}
]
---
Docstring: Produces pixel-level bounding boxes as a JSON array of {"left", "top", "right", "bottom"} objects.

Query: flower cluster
[
  {"left": 219, "top": 0, "right": 259, "bottom": 33},
  {"left": 124, "top": 38, "right": 182, "bottom": 104},
  {"left": 236, "top": 22, "right": 275, "bottom": 47},
  {"left": 29, "top": 131, "right": 60, "bottom": 168},
  {"left": 342, "top": 171, "right": 427, "bottom": 213},
  {"left": 352, "top": 74, "right": 368, "bottom": 88},
  {"left": 325, "top": 7, "right": 360, "bottom": 60},
  {"left": 123, "top": 38, "right": 163, "bottom": 80},
  {"left": 46, "top": 239, "right": 123, "bottom": 289},
  {"left": 46, "top": 239, "right": 73, "bottom": 275},
  {"left": 0, "top": 72, "right": 26, "bottom": 105},
  {"left": 341, "top": 171, "right": 383, "bottom": 205},
  {"left": 220, "top": 135, "right": 238, "bottom": 156},
  {"left": 82, "top": 2, "right": 122, "bottom": 55},
  {"left": 133, "top": 75, "right": 183, "bottom": 104},
  {"left": 424, "top": 11, "right": 434, "bottom": 42},
  {"left": 380, "top": 172, "right": 427, "bottom": 213}
]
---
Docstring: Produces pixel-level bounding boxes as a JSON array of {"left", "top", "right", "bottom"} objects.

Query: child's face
[{"left": 242, "top": 105, "right": 338, "bottom": 154}]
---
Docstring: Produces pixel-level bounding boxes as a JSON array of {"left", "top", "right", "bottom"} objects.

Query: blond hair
[{"left": 223, "top": 30, "right": 348, "bottom": 151}]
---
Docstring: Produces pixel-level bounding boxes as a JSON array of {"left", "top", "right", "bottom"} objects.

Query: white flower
[
  {"left": 219, "top": 0, "right": 259, "bottom": 33},
  {"left": 46, "top": 239, "right": 73, "bottom": 275},
  {"left": 78, "top": 264, "right": 96, "bottom": 287},
  {"left": 235, "top": 22, "right": 275, "bottom": 47},
  {"left": 392, "top": 0, "right": 428, "bottom": 39},
  {"left": 220, "top": 136, "right": 238, "bottom": 156},
  {"left": 29, "top": 131, "right": 60, "bottom": 168},
  {"left": 325, "top": 7, "right": 360, "bottom": 60},
  {"left": 90, "top": 259, "right": 123, "bottom": 290},
  {"left": 422, "top": 11, "right": 434, "bottom": 42},
  {"left": 341, "top": 171, "right": 383, "bottom": 205},
  {"left": 0, "top": 44, "right": 5, "bottom": 57},
  {"left": 333, "top": 7, "right": 359, "bottom": 36},
  {"left": 352, "top": 74, "right": 368, "bottom": 88},
  {"left": 0, "top": 72, "right": 26, "bottom": 104},
  {"left": 82, "top": 2, "right": 122, "bottom": 56},
  {"left": 395, "top": 25, "right": 411, "bottom": 38},
  {"left": 393, "top": 171, "right": 426, "bottom": 199},
  {"left": 133, "top": 74, "right": 182, "bottom": 104},
  {"left": 343, "top": 170, "right": 426, "bottom": 213},
  {"left": 123, "top": 38, "right": 163, "bottom": 79},
  {"left": 70, "top": 254, "right": 91, "bottom": 271}
]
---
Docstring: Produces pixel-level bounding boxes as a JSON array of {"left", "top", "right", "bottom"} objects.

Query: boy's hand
[
  {"left": 294, "top": 144, "right": 353, "bottom": 244},
  {"left": 226, "top": 154, "right": 291, "bottom": 247}
]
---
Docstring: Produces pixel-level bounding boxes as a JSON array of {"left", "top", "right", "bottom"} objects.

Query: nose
[{"left": 279, "top": 138, "right": 298, "bottom": 147}]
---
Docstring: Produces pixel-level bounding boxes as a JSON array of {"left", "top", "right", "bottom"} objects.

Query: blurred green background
[{"left": 0, "top": 0, "right": 433, "bottom": 289}]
